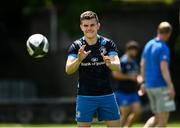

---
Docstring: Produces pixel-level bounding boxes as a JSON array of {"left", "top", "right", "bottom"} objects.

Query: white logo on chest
[
  {"left": 99, "top": 46, "right": 107, "bottom": 55},
  {"left": 91, "top": 57, "right": 98, "bottom": 62}
]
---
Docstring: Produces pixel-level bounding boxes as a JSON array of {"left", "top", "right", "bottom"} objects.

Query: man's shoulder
[
  {"left": 145, "top": 38, "right": 165, "bottom": 50},
  {"left": 120, "top": 55, "right": 131, "bottom": 68},
  {"left": 99, "top": 35, "right": 111, "bottom": 41},
  {"left": 98, "top": 35, "right": 113, "bottom": 45},
  {"left": 74, "top": 37, "right": 84, "bottom": 45},
  {"left": 146, "top": 38, "right": 155, "bottom": 46},
  {"left": 161, "top": 42, "right": 169, "bottom": 49},
  {"left": 120, "top": 55, "right": 128, "bottom": 62},
  {"left": 155, "top": 40, "right": 169, "bottom": 52},
  {"left": 70, "top": 37, "right": 85, "bottom": 48}
]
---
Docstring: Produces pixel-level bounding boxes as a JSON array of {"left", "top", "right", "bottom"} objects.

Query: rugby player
[
  {"left": 113, "top": 40, "right": 142, "bottom": 127},
  {"left": 66, "top": 11, "right": 121, "bottom": 127}
]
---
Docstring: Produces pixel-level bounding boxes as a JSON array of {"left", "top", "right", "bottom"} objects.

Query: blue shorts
[
  {"left": 76, "top": 93, "right": 120, "bottom": 122},
  {"left": 115, "top": 91, "right": 140, "bottom": 106}
]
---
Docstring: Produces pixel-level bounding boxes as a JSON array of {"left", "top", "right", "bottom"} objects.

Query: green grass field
[{"left": 0, "top": 122, "right": 180, "bottom": 128}]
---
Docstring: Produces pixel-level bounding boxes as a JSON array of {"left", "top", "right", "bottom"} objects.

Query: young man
[
  {"left": 66, "top": 11, "right": 120, "bottom": 127},
  {"left": 140, "top": 21, "right": 176, "bottom": 127},
  {"left": 113, "top": 41, "right": 142, "bottom": 127}
]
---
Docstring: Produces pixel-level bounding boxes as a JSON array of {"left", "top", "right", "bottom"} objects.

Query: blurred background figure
[
  {"left": 113, "top": 40, "right": 143, "bottom": 127},
  {"left": 140, "top": 21, "right": 176, "bottom": 127}
]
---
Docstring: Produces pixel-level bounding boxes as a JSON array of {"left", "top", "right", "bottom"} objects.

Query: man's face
[
  {"left": 80, "top": 18, "right": 100, "bottom": 39},
  {"left": 128, "top": 48, "right": 138, "bottom": 59},
  {"left": 164, "top": 32, "right": 172, "bottom": 41}
]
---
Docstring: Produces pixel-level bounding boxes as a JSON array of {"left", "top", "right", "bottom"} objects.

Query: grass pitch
[{"left": 0, "top": 122, "right": 180, "bottom": 128}]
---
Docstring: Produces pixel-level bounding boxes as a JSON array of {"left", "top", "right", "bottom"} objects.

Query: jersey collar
[{"left": 82, "top": 35, "right": 101, "bottom": 46}]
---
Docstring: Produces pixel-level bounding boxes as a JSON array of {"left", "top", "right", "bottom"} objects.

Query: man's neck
[
  {"left": 156, "top": 35, "right": 166, "bottom": 42},
  {"left": 85, "top": 36, "right": 98, "bottom": 45}
]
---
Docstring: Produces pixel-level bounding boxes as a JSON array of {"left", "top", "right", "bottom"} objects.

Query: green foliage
[
  {"left": 23, "top": 0, "right": 109, "bottom": 37},
  {"left": 59, "top": 0, "right": 108, "bottom": 37},
  {"left": 23, "top": 0, "right": 176, "bottom": 37}
]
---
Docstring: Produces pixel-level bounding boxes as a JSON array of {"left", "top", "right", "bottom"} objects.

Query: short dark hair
[
  {"left": 126, "top": 40, "right": 139, "bottom": 50},
  {"left": 80, "top": 11, "right": 99, "bottom": 24},
  {"left": 158, "top": 21, "right": 172, "bottom": 34}
]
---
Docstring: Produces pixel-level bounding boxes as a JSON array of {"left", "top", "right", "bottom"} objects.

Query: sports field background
[{"left": 0, "top": 0, "right": 179, "bottom": 126}]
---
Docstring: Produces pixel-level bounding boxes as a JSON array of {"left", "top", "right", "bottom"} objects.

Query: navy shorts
[
  {"left": 115, "top": 91, "right": 140, "bottom": 106},
  {"left": 76, "top": 93, "right": 120, "bottom": 122}
]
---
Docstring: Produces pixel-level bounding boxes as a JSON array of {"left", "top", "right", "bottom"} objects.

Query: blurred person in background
[
  {"left": 112, "top": 40, "right": 143, "bottom": 127},
  {"left": 140, "top": 21, "right": 176, "bottom": 128},
  {"left": 65, "top": 11, "right": 121, "bottom": 127}
]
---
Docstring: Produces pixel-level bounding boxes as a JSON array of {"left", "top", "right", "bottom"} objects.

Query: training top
[
  {"left": 117, "top": 54, "right": 139, "bottom": 93},
  {"left": 68, "top": 35, "right": 118, "bottom": 96},
  {"left": 142, "top": 38, "right": 170, "bottom": 88}
]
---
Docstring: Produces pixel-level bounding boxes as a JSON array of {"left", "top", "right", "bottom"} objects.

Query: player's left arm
[
  {"left": 102, "top": 54, "right": 120, "bottom": 71},
  {"left": 161, "top": 61, "right": 175, "bottom": 99},
  {"left": 160, "top": 48, "right": 175, "bottom": 99},
  {"left": 102, "top": 40, "right": 120, "bottom": 71}
]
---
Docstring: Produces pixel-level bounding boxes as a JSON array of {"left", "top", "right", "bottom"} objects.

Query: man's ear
[
  {"left": 80, "top": 24, "right": 83, "bottom": 31},
  {"left": 97, "top": 23, "right": 100, "bottom": 30}
]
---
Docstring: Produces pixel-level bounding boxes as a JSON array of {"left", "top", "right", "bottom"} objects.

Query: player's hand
[
  {"left": 168, "top": 86, "right": 175, "bottom": 100},
  {"left": 137, "top": 75, "right": 144, "bottom": 84},
  {"left": 78, "top": 45, "right": 91, "bottom": 62},
  {"left": 138, "top": 84, "right": 146, "bottom": 96},
  {"left": 101, "top": 53, "right": 111, "bottom": 67}
]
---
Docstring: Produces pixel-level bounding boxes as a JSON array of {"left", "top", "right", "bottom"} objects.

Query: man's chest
[
  {"left": 123, "top": 62, "right": 138, "bottom": 73},
  {"left": 83, "top": 45, "right": 108, "bottom": 63}
]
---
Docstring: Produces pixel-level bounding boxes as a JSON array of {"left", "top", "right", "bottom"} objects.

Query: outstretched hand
[
  {"left": 78, "top": 45, "right": 91, "bottom": 62},
  {"left": 101, "top": 53, "right": 111, "bottom": 67}
]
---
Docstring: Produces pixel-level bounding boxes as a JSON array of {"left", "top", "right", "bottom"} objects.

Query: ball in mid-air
[{"left": 26, "top": 34, "right": 49, "bottom": 58}]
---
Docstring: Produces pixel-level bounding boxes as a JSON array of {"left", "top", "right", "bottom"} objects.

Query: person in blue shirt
[
  {"left": 113, "top": 40, "right": 142, "bottom": 127},
  {"left": 65, "top": 11, "right": 120, "bottom": 127},
  {"left": 140, "top": 21, "right": 176, "bottom": 127}
]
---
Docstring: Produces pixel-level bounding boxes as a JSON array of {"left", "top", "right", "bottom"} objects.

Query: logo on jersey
[
  {"left": 162, "top": 55, "right": 168, "bottom": 60},
  {"left": 99, "top": 46, "right": 107, "bottom": 55},
  {"left": 91, "top": 57, "right": 98, "bottom": 62},
  {"left": 126, "top": 64, "right": 131, "bottom": 70}
]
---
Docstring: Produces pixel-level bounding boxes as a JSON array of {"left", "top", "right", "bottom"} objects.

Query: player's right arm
[
  {"left": 138, "top": 53, "right": 146, "bottom": 96},
  {"left": 66, "top": 45, "right": 91, "bottom": 75},
  {"left": 140, "top": 58, "right": 145, "bottom": 81},
  {"left": 112, "top": 71, "right": 137, "bottom": 81},
  {"left": 66, "top": 57, "right": 81, "bottom": 75}
]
